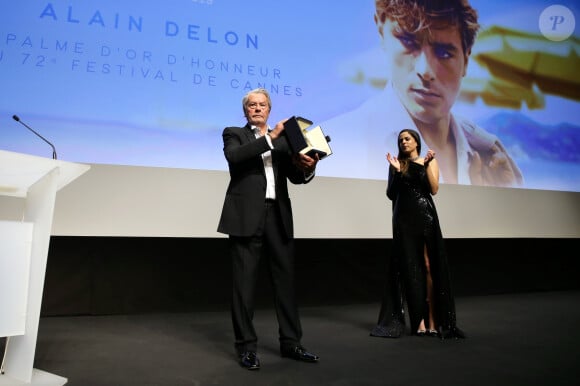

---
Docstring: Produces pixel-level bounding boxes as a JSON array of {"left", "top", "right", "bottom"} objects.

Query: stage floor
[{"left": 18, "top": 290, "right": 580, "bottom": 385}]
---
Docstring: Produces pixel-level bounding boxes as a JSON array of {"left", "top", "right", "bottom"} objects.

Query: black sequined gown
[{"left": 370, "top": 162, "right": 464, "bottom": 339}]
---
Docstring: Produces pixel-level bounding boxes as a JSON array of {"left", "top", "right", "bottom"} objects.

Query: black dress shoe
[
  {"left": 281, "top": 346, "right": 319, "bottom": 362},
  {"left": 439, "top": 327, "right": 466, "bottom": 340},
  {"left": 239, "top": 351, "right": 260, "bottom": 370}
]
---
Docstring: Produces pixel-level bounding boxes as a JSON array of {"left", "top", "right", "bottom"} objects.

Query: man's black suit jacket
[{"left": 217, "top": 124, "right": 311, "bottom": 239}]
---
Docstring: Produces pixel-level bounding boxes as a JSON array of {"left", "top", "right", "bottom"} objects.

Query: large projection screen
[{"left": 1, "top": 1, "right": 579, "bottom": 238}]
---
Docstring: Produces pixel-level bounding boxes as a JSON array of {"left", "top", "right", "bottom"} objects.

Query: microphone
[{"left": 12, "top": 115, "right": 57, "bottom": 160}]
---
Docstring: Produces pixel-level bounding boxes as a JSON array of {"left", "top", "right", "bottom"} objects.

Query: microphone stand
[{"left": 12, "top": 115, "right": 57, "bottom": 159}]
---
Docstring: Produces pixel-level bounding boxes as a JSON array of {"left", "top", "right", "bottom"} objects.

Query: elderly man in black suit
[{"left": 217, "top": 88, "right": 320, "bottom": 370}]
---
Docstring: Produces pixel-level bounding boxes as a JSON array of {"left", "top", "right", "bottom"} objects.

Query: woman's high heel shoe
[{"left": 427, "top": 329, "right": 439, "bottom": 337}]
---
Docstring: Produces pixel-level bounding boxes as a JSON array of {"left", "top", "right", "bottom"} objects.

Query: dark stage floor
[{"left": 6, "top": 291, "right": 579, "bottom": 386}]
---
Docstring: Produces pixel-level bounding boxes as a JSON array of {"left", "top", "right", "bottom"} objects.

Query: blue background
[{"left": 1, "top": 0, "right": 578, "bottom": 191}]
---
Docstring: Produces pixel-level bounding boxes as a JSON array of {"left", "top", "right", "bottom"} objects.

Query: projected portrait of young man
[{"left": 323, "top": 0, "right": 523, "bottom": 187}]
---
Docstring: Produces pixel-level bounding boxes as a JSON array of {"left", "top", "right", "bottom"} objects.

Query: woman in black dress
[{"left": 370, "top": 129, "right": 465, "bottom": 340}]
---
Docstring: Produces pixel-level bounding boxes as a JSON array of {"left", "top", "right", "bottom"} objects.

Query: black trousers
[{"left": 229, "top": 201, "right": 302, "bottom": 354}]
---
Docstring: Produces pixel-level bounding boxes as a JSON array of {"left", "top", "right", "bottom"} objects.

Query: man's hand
[
  {"left": 293, "top": 153, "right": 319, "bottom": 174},
  {"left": 469, "top": 144, "right": 518, "bottom": 187},
  {"left": 486, "top": 144, "right": 519, "bottom": 186},
  {"left": 268, "top": 118, "right": 289, "bottom": 140}
]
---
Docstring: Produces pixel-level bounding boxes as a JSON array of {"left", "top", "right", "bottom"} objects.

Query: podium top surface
[{"left": 0, "top": 150, "right": 90, "bottom": 198}]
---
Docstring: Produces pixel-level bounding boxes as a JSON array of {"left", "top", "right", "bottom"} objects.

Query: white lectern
[{"left": 0, "top": 150, "right": 90, "bottom": 386}]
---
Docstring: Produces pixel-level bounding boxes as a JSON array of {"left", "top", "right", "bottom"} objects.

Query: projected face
[
  {"left": 378, "top": 20, "right": 469, "bottom": 127},
  {"left": 244, "top": 93, "right": 271, "bottom": 129}
]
